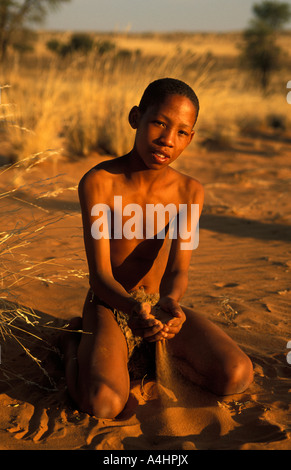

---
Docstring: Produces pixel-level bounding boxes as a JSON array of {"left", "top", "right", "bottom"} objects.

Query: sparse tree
[
  {"left": 241, "top": 1, "right": 291, "bottom": 92},
  {"left": 253, "top": 0, "right": 291, "bottom": 30},
  {"left": 0, "top": 0, "right": 71, "bottom": 61}
]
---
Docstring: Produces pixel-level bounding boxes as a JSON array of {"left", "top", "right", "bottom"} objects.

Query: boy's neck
[{"left": 124, "top": 149, "right": 170, "bottom": 187}]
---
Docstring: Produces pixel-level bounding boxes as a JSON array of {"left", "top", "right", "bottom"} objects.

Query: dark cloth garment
[{"left": 89, "top": 287, "right": 160, "bottom": 379}]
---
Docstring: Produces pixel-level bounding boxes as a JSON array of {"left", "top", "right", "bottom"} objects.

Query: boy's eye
[
  {"left": 178, "top": 130, "right": 189, "bottom": 136},
  {"left": 153, "top": 120, "right": 166, "bottom": 127}
]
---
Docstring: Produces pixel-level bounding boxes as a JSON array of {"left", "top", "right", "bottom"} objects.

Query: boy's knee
[
  {"left": 213, "top": 353, "right": 253, "bottom": 396},
  {"left": 80, "top": 382, "right": 126, "bottom": 419}
]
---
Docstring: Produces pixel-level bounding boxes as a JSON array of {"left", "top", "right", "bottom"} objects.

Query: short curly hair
[{"left": 138, "top": 78, "right": 199, "bottom": 124}]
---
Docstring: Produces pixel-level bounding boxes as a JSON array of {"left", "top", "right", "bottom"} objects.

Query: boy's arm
[
  {"left": 79, "top": 170, "right": 134, "bottom": 312},
  {"left": 157, "top": 181, "right": 204, "bottom": 338},
  {"left": 78, "top": 169, "right": 164, "bottom": 338}
]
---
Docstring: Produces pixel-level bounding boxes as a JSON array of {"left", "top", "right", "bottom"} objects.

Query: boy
[{"left": 61, "top": 78, "right": 253, "bottom": 419}]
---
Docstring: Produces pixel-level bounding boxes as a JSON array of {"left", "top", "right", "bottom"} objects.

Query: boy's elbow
[
  {"left": 89, "top": 271, "right": 114, "bottom": 294},
  {"left": 89, "top": 272, "right": 106, "bottom": 290}
]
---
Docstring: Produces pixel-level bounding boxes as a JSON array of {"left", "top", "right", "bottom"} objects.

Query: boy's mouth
[{"left": 151, "top": 150, "right": 170, "bottom": 164}]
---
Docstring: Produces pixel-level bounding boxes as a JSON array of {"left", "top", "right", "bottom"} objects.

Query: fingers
[
  {"left": 129, "top": 301, "right": 164, "bottom": 339},
  {"left": 162, "top": 314, "right": 185, "bottom": 338},
  {"left": 129, "top": 300, "right": 185, "bottom": 342},
  {"left": 139, "top": 301, "right": 152, "bottom": 316},
  {"left": 143, "top": 320, "right": 173, "bottom": 342},
  {"left": 139, "top": 313, "right": 157, "bottom": 326},
  {"left": 131, "top": 322, "right": 165, "bottom": 341},
  {"left": 142, "top": 320, "right": 181, "bottom": 342},
  {"left": 144, "top": 327, "right": 169, "bottom": 342}
]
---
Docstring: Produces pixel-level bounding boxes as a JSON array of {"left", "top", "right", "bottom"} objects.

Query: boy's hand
[
  {"left": 153, "top": 296, "right": 186, "bottom": 339},
  {"left": 128, "top": 301, "right": 166, "bottom": 341}
]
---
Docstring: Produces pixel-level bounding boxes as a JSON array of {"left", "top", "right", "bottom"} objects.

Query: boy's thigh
[
  {"left": 77, "top": 295, "right": 130, "bottom": 398},
  {"left": 168, "top": 305, "right": 246, "bottom": 374}
]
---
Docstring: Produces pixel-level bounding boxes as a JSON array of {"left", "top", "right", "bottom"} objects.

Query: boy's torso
[{"left": 89, "top": 156, "right": 199, "bottom": 292}]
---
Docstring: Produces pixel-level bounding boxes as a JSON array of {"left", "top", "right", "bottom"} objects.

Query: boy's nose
[{"left": 159, "top": 128, "right": 174, "bottom": 147}]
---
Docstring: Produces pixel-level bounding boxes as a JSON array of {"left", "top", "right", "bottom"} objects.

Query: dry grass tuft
[
  {"left": 1, "top": 32, "right": 290, "bottom": 160},
  {"left": 0, "top": 151, "right": 88, "bottom": 388},
  {"left": 217, "top": 296, "right": 239, "bottom": 325}
]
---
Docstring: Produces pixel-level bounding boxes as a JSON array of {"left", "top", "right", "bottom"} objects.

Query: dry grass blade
[
  {"left": 0, "top": 154, "right": 82, "bottom": 387},
  {"left": 0, "top": 297, "right": 58, "bottom": 389},
  {"left": 217, "top": 296, "right": 239, "bottom": 325}
]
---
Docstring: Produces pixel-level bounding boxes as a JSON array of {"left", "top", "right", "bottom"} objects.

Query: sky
[{"left": 44, "top": 0, "right": 291, "bottom": 33}]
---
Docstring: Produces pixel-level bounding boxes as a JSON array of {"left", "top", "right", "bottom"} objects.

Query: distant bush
[
  {"left": 12, "top": 42, "right": 34, "bottom": 54},
  {"left": 96, "top": 39, "right": 116, "bottom": 55},
  {"left": 46, "top": 39, "right": 62, "bottom": 54},
  {"left": 58, "top": 43, "right": 74, "bottom": 57},
  {"left": 46, "top": 35, "right": 118, "bottom": 58},
  {"left": 46, "top": 33, "right": 94, "bottom": 57},
  {"left": 11, "top": 28, "right": 36, "bottom": 55},
  {"left": 266, "top": 113, "right": 286, "bottom": 131},
  {"left": 70, "top": 33, "right": 94, "bottom": 53}
]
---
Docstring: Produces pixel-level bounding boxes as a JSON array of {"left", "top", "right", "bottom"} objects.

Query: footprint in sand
[
  {"left": 6, "top": 399, "right": 68, "bottom": 443},
  {"left": 214, "top": 282, "right": 240, "bottom": 288}
]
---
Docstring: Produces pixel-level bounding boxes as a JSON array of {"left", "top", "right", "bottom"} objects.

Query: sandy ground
[{"left": 0, "top": 130, "right": 290, "bottom": 450}]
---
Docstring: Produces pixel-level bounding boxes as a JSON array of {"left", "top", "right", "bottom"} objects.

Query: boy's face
[{"left": 130, "top": 94, "right": 196, "bottom": 170}]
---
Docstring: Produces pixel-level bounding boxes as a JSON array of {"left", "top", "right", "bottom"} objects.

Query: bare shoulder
[
  {"left": 185, "top": 173, "right": 203, "bottom": 195},
  {"left": 184, "top": 176, "right": 204, "bottom": 218},
  {"left": 78, "top": 162, "right": 114, "bottom": 202},
  {"left": 78, "top": 156, "right": 127, "bottom": 193},
  {"left": 171, "top": 168, "right": 204, "bottom": 205}
]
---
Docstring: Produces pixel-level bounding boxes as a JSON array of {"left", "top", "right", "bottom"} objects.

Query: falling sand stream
[{"left": 153, "top": 339, "right": 238, "bottom": 447}]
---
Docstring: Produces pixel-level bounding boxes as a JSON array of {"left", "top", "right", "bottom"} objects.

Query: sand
[{"left": 0, "top": 131, "right": 290, "bottom": 450}]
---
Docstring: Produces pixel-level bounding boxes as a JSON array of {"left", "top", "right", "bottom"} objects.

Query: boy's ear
[
  {"left": 189, "top": 130, "right": 195, "bottom": 143},
  {"left": 128, "top": 106, "right": 141, "bottom": 129}
]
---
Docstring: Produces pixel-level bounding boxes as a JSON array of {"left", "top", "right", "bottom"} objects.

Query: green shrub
[
  {"left": 70, "top": 33, "right": 94, "bottom": 54},
  {"left": 46, "top": 33, "right": 94, "bottom": 57},
  {"left": 96, "top": 39, "right": 116, "bottom": 55},
  {"left": 46, "top": 39, "right": 62, "bottom": 54}
]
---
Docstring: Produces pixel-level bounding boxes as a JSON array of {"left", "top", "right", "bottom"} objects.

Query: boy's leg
[
  {"left": 167, "top": 306, "right": 253, "bottom": 396},
  {"left": 62, "top": 291, "right": 130, "bottom": 418}
]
